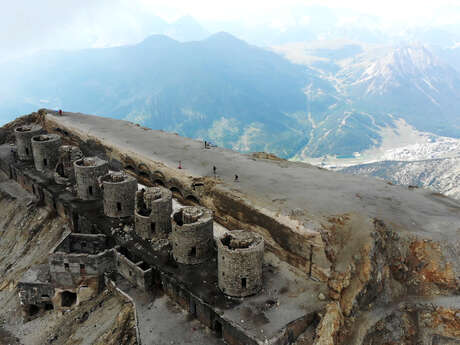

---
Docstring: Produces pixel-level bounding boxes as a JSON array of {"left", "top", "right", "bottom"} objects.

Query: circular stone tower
[
  {"left": 217, "top": 230, "right": 264, "bottom": 297},
  {"left": 14, "top": 125, "right": 43, "bottom": 161},
  {"left": 31, "top": 134, "right": 62, "bottom": 172},
  {"left": 170, "top": 206, "right": 213, "bottom": 264},
  {"left": 100, "top": 172, "right": 137, "bottom": 218},
  {"left": 54, "top": 146, "right": 83, "bottom": 185},
  {"left": 74, "top": 157, "right": 109, "bottom": 200},
  {"left": 135, "top": 187, "right": 172, "bottom": 240}
]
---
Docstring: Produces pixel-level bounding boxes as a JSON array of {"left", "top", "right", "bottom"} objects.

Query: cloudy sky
[{"left": 1, "top": 0, "right": 460, "bottom": 60}]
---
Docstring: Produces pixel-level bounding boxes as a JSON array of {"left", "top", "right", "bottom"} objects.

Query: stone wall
[
  {"left": 54, "top": 233, "right": 109, "bottom": 255},
  {"left": 114, "top": 248, "right": 152, "bottom": 291},
  {"left": 31, "top": 134, "right": 61, "bottom": 172},
  {"left": 217, "top": 230, "right": 264, "bottom": 297},
  {"left": 54, "top": 145, "right": 83, "bottom": 185},
  {"left": 135, "top": 187, "right": 172, "bottom": 240},
  {"left": 101, "top": 172, "right": 137, "bottom": 218},
  {"left": 170, "top": 206, "right": 214, "bottom": 264},
  {"left": 74, "top": 157, "right": 109, "bottom": 200},
  {"left": 14, "top": 125, "right": 43, "bottom": 161},
  {"left": 49, "top": 249, "right": 114, "bottom": 290}
]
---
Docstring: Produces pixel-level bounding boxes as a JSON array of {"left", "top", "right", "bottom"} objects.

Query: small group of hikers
[{"left": 213, "top": 165, "right": 238, "bottom": 182}]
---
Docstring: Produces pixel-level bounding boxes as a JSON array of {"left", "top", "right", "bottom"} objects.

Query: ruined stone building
[
  {"left": 31, "top": 133, "right": 61, "bottom": 172},
  {"left": 135, "top": 187, "right": 172, "bottom": 240},
  {"left": 218, "top": 230, "right": 264, "bottom": 297},
  {"left": 171, "top": 206, "right": 214, "bottom": 264},
  {"left": 3, "top": 120, "right": 302, "bottom": 345},
  {"left": 2, "top": 110, "right": 459, "bottom": 345}
]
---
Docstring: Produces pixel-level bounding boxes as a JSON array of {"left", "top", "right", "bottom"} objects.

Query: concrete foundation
[
  {"left": 14, "top": 125, "right": 43, "bottom": 161},
  {"left": 135, "top": 187, "right": 172, "bottom": 241},
  {"left": 101, "top": 172, "right": 137, "bottom": 218},
  {"left": 74, "top": 157, "right": 109, "bottom": 200},
  {"left": 171, "top": 206, "right": 213, "bottom": 264},
  {"left": 217, "top": 230, "right": 264, "bottom": 297},
  {"left": 31, "top": 134, "right": 62, "bottom": 172}
]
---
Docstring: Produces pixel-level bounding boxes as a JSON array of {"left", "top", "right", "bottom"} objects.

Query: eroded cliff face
[
  {"left": 0, "top": 172, "right": 136, "bottom": 345},
  {"left": 1, "top": 112, "right": 459, "bottom": 345},
  {"left": 314, "top": 216, "right": 460, "bottom": 345}
]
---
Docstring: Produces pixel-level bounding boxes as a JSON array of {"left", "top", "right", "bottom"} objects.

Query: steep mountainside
[
  {"left": 340, "top": 157, "right": 460, "bottom": 200},
  {"left": 0, "top": 173, "right": 136, "bottom": 345},
  {"left": 336, "top": 45, "right": 460, "bottom": 138},
  {"left": 1, "top": 35, "right": 459, "bottom": 160}
]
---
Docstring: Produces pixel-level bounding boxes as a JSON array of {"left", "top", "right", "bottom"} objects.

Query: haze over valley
[{"left": 1, "top": 2, "right": 459, "bottom": 198}]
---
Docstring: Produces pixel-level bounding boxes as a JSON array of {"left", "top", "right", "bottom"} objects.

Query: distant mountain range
[
  {"left": 341, "top": 158, "right": 460, "bottom": 200},
  {"left": 1, "top": 32, "right": 459, "bottom": 162}
]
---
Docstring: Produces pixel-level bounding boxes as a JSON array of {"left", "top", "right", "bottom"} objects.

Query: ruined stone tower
[
  {"left": 171, "top": 206, "right": 213, "bottom": 264},
  {"left": 135, "top": 187, "right": 172, "bottom": 240},
  {"left": 54, "top": 146, "right": 83, "bottom": 185},
  {"left": 217, "top": 230, "right": 264, "bottom": 297},
  {"left": 14, "top": 125, "right": 43, "bottom": 161},
  {"left": 74, "top": 157, "right": 109, "bottom": 200},
  {"left": 31, "top": 134, "right": 62, "bottom": 172},
  {"left": 100, "top": 172, "right": 137, "bottom": 218}
]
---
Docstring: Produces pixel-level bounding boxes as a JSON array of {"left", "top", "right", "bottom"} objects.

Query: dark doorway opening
[
  {"left": 117, "top": 202, "right": 122, "bottom": 211},
  {"left": 242, "top": 278, "right": 247, "bottom": 289},
  {"left": 151, "top": 222, "right": 156, "bottom": 234},
  {"left": 61, "top": 291, "right": 77, "bottom": 307},
  {"left": 43, "top": 158, "right": 48, "bottom": 167},
  {"left": 29, "top": 304, "right": 40, "bottom": 316},
  {"left": 214, "top": 320, "right": 223, "bottom": 338},
  {"left": 88, "top": 186, "right": 93, "bottom": 196},
  {"left": 153, "top": 179, "right": 165, "bottom": 186},
  {"left": 190, "top": 301, "right": 197, "bottom": 317},
  {"left": 190, "top": 246, "right": 196, "bottom": 258},
  {"left": 45, "top": 303, "right": 54, "bottom": 311},
  {"left": 25, "top": 148, "right": 29, "bottom": 155}
]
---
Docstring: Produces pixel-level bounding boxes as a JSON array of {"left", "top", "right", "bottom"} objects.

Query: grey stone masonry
[
  {"left": 101, "top": 172, "right": 137, "bottom": 218},
  {"left": 217, "top": 230, "right": 264, "bottom": 297},
  {"left": 31, "top": 133, "right": 61, "bottom": 172},
  {"left": 74, "top": 157, "right": 109, "bottom": 200},
  {"left": 135, "top": 187, "right": 172, "bottom": 240},
  {"left": 54, "top": 145, "right": 83, "bottom": 185},
  {"left": 170, "top": 206, "right": 213, "bottom": 264},
  {"left": 14, "top": 125, "right": 43, "bottom": 161}
]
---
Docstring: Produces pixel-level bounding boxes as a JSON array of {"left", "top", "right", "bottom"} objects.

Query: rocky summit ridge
[{"left": 0, "top": 109, "right": 458, "bottom": 345}]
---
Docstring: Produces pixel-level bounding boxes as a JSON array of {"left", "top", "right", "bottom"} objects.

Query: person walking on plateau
[
  {"left": 234, "top": 174, "right": 238, "bottom": 182},
  {"left": 204, "top": 140, "right": 207, "bottom": 149},
  {"left": 178, "top": 161, "right": 182, "bottom": 169},
  {"left": 213, "top": 165, "right": 216, "bottom": 176},
  {"left": 58, "top": 109, "right": 63, "bottom": 116}
]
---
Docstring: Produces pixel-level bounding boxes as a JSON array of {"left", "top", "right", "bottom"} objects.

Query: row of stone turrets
[{"left": 14, "top": 124, "right": 264, "bottom": 298}]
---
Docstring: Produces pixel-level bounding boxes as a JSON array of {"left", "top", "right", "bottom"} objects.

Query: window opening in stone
[
  {"left": 43, "top": 158, "right": 48, "bottom": 166},
  {"left": 242, "top": 277, "right": 247, "bottom": 289},
  {"left": 214, "top": 320, "right": 223, "bottom": 338},
  {"left": 88, "top": 186, "right": 93, "bottom": 196},
  {"left": 41, "top": 294, "right": 50, "bottom": 298},
  {"left": 190, "top": 301, "right": 197, "bottom": 317},
  {"left": 64, "top": 263, "right": 69, "bottom": 270},
  {"left": 29, "top": 304, "right": 40, "bottom": 316},
  {"left": 117, "top": 202, "right": 122, "bottom": 211},
  {"left": 190, "top": 246, "right": 196, "bottom": 257},
  {"left": 80, "top": 264, "right": 85, "bottom": 270},
  {"left": 25, "top": 148, "right": 29, "bottom": 155},
  {"left": 151, "top": 222, "right": 156, "bottom": 234},
  {"left": 81, "top": 242, "right": 86, "bottom": 248},
  {"left": 61, "top": 291, "right": 77, "bottom": 307},
  {"left": 45, "top": 303, "right": 54, "bottom": 311}
]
